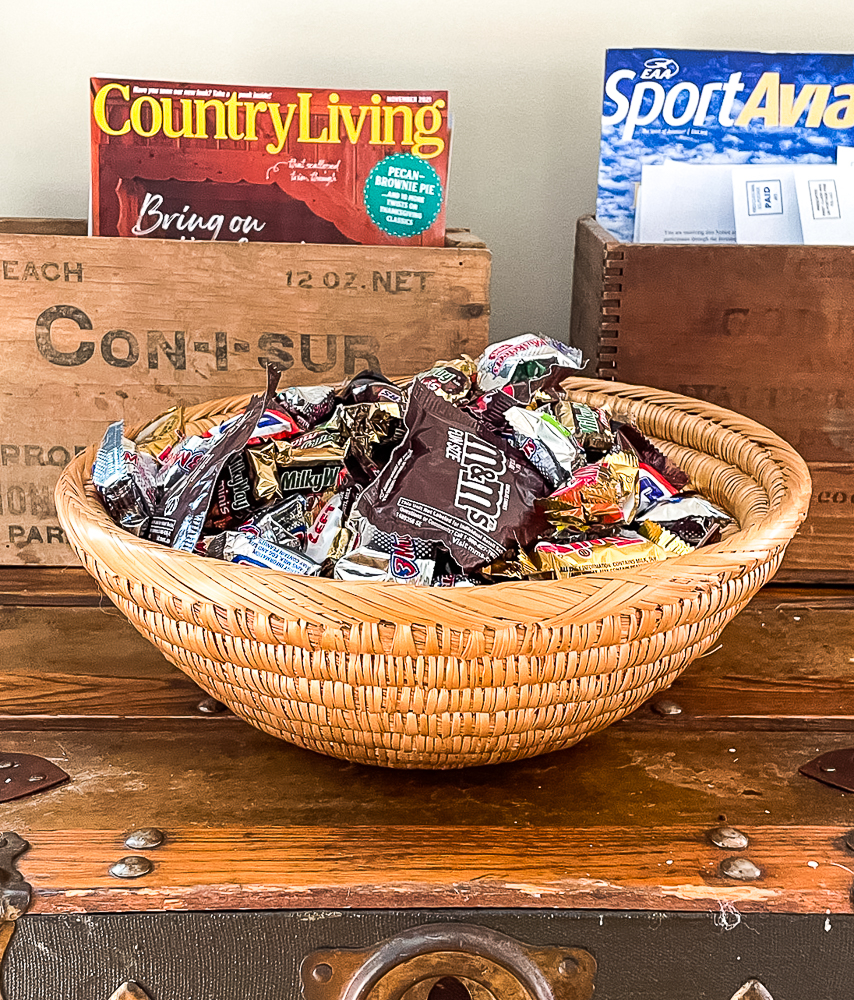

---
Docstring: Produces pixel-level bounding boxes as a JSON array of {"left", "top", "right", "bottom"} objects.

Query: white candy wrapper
[{"left": 475, "top": 334, "right": 584, "bottom": 393}]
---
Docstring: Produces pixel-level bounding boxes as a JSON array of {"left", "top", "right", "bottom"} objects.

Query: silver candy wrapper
[
  {"left": 334, "top": 526, "right": 436, "bottom": 584},
  {"left": 92, "top": 421, "right": 159, "bottom": 536},
  {"left": 504, "top": 406, "right": 585, "bottom": 486},
  {"left": 219, "top": 531, "right": 321, "bottom": 574}
]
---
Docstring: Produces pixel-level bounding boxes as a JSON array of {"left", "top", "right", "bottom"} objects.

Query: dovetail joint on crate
[{"left": 598, "top": 248, "right": 624, "bottom": 378}]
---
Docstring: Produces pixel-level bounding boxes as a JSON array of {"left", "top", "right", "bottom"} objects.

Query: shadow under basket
[{"left": 55, "top": 378, "right": 812, "bottom": 769}]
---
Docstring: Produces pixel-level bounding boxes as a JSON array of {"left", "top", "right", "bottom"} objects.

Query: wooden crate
[
  {"left": 0, "top": 219, "right": 490, "bottom": 566},
  {"left": 570, "top": 214, "right": 853, "bottom": 583}
]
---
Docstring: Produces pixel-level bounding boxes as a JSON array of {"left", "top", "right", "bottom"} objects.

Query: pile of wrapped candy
[{"left": 92, "top": 334, "right": 734, "bottom": 586}]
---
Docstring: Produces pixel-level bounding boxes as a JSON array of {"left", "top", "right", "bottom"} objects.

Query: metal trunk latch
[
  {"left": 0, "top": 832, "right": 32, "bottom": 1000},
  {"left": 0, "top": 833, "right": 30, "bottom": 923},
  {"left": 300, "top": 924, "right": 596, "bottom": 1000}
]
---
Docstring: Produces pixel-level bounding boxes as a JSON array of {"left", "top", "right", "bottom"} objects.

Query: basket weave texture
[{"left": 56, "top": 378, "right": 811, "bottom": 769}]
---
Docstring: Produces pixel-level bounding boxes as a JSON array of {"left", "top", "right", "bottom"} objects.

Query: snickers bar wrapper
[{"left": 355, "top": 380, "right": 548, "bottom": 570}]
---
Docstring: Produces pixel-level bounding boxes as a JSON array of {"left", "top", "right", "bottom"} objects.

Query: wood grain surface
[
  {"left": 2, "top": 582, "right": 854, "bottom": 913},
  {"left": 569, "top": 214, "right": 854, "bottom": 582},
  {"left": 0, "top": 225, "right": 490, "bottom": 566}
]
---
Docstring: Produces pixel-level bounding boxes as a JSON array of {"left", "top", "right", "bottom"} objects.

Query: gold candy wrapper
[
  {"left": 601, "top": 450, "right": 640, "bottom": 522},
  {"left": 638, "top": 519, "right": 694, "bottom": 556},
  {"left": 524, "top": 535, "right": 674, "bottom": 578},
  {"left": 246, "top": 441, "right": 281, "bottom": 500},
  {"left": 247, "top": 442, "right": 346, "bottom": 502},
  {"left": 135, "top": 407, "right": 185, "bottom": 460},
  {"left": 538, "top": 461, "right": 629, "bottom": 531}
]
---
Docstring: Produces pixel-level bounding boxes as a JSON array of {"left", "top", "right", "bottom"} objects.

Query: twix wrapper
[{"left": 524, "top": 534, "right": 673, "bottom": 578}]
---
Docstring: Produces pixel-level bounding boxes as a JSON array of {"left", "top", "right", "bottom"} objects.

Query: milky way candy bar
[
  {"left": 355, "top": 380, "right": 548, "bottom": 570},
  {"left": 205, "top": 453, "right": 260, "bottom": 531},
  {"left": 279, "top": 458, "right": 344, "bottom": 497},
  {"left": 555, "top": 400, "right": 614, "bottom": 455}
]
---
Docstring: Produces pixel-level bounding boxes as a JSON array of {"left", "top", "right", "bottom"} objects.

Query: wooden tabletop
[{"left": 2, "top": 568, "right": 854, "bottom": 915}]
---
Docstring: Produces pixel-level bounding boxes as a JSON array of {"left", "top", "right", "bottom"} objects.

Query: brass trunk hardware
[
  {"left": 708, "top": 826, "right": 750, "bottom": 850},
  {"left": 720, "top": 857, "right": 762, "bottom": 881},
  {"left": 107, "top": 984, "right": 153, "bottom": 1000},
  {"left": 124, "top": 828, "right": 166, "bottom": 850},
  {"left": 300, "top": 924, "right": 596, "bottom": 1000},
  {"left": 729, "top": 981, "right": 775, "bottom": 1000},
  {"left": 109, "top": 856, "right": 154, "bottom": 879}
]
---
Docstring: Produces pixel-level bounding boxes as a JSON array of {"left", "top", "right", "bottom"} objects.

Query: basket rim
[{"left": 55, "top": 376, "right": 812, "bottom": 632}]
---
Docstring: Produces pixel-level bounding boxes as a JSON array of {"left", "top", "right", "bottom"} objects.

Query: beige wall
[{"left": 4, "top": 0, "right": 854, "bottom": 343}]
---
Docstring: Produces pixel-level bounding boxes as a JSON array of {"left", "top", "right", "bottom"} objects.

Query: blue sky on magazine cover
[{"left": 597, "top": 49, "right": 854, "bottom": 241}]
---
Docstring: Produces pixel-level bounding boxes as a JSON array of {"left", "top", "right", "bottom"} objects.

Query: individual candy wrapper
[
  {"left": 148, "top": 365, "right": 282, "bottom": 552},
  {"left": 523, "top": 533, "right": 674, "bottom": 578},
  {"left": 354, "top": 380, "right": 548, "bottom": 570},
  {"left": 475, "top": 334, "right": 585, "bottom": 392},
  {"left": 92, "top": 421, "right": 159, "bottom": 536}
]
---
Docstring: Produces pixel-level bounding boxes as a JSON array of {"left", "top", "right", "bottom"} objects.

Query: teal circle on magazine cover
[{"left": 364, "top": 153, "right": 443, "bottom": 238}]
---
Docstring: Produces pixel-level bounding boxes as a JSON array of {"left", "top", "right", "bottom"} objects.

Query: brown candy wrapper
[
  {"left": 555, "top": 400, "right": 614, "bottom": 454},
  {"left": 148, "top": 365, "right": 282, "bottom": 552},
  {"left": 275, "top": 385, "right": 336, "bottom": 430},
  {"left": 616, "top": 424, "right": 689, "bottom": 492},
  {"left": 205, "top": 452, "right": 261, "bottom": 531},
  {"left": 413, "top": 357, "right": 476, "bottom": 404},
  {"left": 355, "top": 380, "right": 549, "bottom": 570}
]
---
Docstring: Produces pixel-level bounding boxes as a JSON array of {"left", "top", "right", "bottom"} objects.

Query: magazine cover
[
  {"left": 597, "top": 49, "right": 854, "bottom": 241},
  {"left": 91, "top": 78, "right": 451, "bottom": 246}
]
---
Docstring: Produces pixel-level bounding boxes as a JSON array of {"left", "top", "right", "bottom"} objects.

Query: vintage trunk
[
  {"left": 569, "top": 213, "right": 853, "bottom": 583},
  {"left": 0, "top": 219, "right": 490, "bottom": 567},
  {"left": 2, "top": 569, "right": 854, "bottom": 999}
]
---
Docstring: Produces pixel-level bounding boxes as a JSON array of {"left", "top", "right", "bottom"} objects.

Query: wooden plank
[
  {"left": 0, "top": 568, "right": 100, "bottom": 605},
  {"left": 569, "top": 214, "right": 854, "bottom": 581},
  {"left": 17, "top": 824, "right": 854, "bottom": 915},
  {"left": 4, "top": 723, "right": 854, "bottom": 832},
  {"left": 0, "top": 230, "right": 490, "bottom": 566},
  {"left": 0, "top": 219, "right": 87, "bottom": 236},
  {"left": 3, "top": 591, "right": 853, "bottom": 722}
]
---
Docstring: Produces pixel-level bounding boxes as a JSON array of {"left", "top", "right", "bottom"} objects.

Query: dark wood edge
[
  {"left": 2, "top": 566, "right": 852, "bottom": 609},
  {"left": 0, "top": 218, "right": 489, "bottom": 251},
  {"left": 0, "top": 218, "right": 88, "bottom": 236}
]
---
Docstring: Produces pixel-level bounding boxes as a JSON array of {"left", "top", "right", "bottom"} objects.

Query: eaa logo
[{"left": 640, "top": 57, "right": 680, "bottom": 81}]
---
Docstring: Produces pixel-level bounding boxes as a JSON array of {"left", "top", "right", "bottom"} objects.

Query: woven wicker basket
[{"left": 55, "top": 378, "right": 811, "bottom": 769}]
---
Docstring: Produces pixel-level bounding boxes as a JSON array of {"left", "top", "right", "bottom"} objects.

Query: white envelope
[
  {"left": 636, "top": 163, "right": 736, "bottom": 244},
  {"left": 731, "top": 165, "right": 803, "bottom": 245},
  {"left": 794, "top": 166, "right": 854, "bottom": 244}
]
